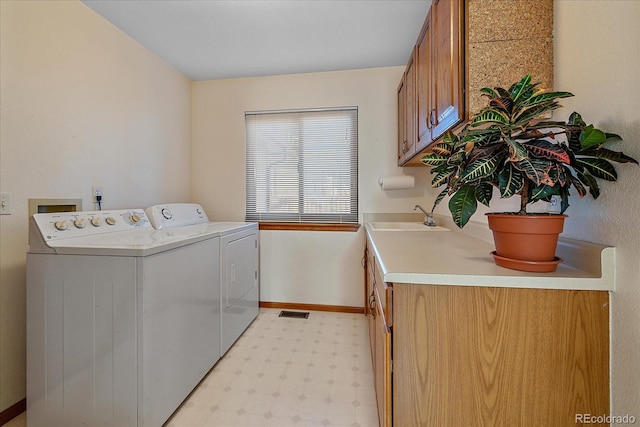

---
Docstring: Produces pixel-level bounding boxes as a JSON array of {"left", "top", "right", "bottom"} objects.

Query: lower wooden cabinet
[
  {"left": 365, "top": 239, "right": 392, "bottom": 427},
  {"left": 373, "top": 285, "right": 391, "bottom": 427},
  {"left": 364, "top": 238, "right": 610, "bottom": 426}
]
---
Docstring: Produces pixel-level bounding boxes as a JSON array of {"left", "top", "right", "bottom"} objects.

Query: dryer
[
  {"left": 146, "top": 203, "right": 259, "bottom": 355},
  {"left": 27, "top": 209, "right": 222, "bottom": 426}
]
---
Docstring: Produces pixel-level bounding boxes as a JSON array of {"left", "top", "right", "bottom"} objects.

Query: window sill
[{"left": 258, "top": 222, "right": 361, "bottom": 232}]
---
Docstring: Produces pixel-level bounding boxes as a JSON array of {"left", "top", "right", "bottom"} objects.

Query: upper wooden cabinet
[
  {"left": 400, "top": 0, "right": 464, "bottom": 166},
  {"left": 399, "top": 0, "right": 554, "bottom": 166}
]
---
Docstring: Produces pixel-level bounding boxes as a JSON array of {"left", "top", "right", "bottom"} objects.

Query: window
[{"left": 246, "top": 107, "right": 358, "bottom": 226}]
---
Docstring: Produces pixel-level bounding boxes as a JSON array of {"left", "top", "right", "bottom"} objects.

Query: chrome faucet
[{"left": 414, "top": 204, "right": 436, "bottom": 227}]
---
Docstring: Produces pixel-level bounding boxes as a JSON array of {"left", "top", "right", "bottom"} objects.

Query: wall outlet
[
  {"left": 92, "top": 186, "right": 104, "bottom": 209},
  {"left": 0, "top": 192, "right": 12, "bottom": 215},
  {"left": 547, "top": 195, "right": 561, "bottom": 214}
]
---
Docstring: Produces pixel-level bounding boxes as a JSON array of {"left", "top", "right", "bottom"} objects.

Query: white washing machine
[
  {"left": 27, "top": 209, "right": 222, "bottom": 427},
  {"left": 146, "top": 203, "right": 259, "bottom": 355}
]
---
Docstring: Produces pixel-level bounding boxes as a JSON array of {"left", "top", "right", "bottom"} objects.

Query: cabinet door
[
  {"left": 416, "top": 8, "right": 433, "bottom": 152},
  {"left": 404, "top": 50, "right": 417, "bottom": 159},
  {"left": 392, "top": 283, "right": 609, "bottom": 426},
  {"left": 373, "top": 286, "right": 391, "bottom": 427},
  {"left": 430, "top": 0, "right": 464, "bottom": 141},
  {"left": 396, "top": 75, "right": 407, "bottom": 164},
  {"left": 398, "top": 50, "right": 417, "bottom": 165},
  {"left": 368, "top": 291, "right": 376, "bottom": 365},
  {"left": 363, "top": 244, "right": 370, "bottom": 316},
  {"left": 365, "top": 245, "right": 376, "bottom": 362}
]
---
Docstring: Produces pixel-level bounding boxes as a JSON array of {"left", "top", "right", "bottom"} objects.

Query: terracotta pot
[{"left": 486, "top": 213, "right": 567, "bottom": 271}]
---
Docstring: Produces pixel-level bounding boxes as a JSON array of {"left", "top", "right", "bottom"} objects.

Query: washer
[
  {"left": 146, "top": 203, "right": 259, "bottom": 355},
  {"left": 27, "top": 209, "right": 221, "bottom": 427}
]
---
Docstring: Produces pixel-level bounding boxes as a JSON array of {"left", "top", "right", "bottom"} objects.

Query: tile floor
[{"left": 6, "top": 308, "right": 378, "bottom": 427}]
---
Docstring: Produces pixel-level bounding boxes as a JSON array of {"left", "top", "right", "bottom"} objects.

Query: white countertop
[{"left": 364, "top": 216, "right": 615, "bottom": 291}]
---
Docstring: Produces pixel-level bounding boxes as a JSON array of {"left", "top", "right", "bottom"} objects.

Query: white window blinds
[{"left": 245, "top": 107, "right": 358, "bottom": 223}]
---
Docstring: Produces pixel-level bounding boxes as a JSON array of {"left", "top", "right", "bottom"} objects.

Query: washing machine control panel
[
  {"left": 32, "top": 209, "right": 151, "bottom": 241},
  {"left": 145, "top": 203, "right": 209, "bottom": 230}
]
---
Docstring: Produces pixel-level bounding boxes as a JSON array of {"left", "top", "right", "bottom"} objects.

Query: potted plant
[{"left": 422, "top": 74, "right": 637, "bottom": 272}]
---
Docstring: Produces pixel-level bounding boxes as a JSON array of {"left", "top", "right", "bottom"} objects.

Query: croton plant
[{"left": 422, "top": 74, "right": 638, "bottom": 228}]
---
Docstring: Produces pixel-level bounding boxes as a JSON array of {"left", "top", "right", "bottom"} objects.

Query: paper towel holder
[{"left": 377, "top": 175, "right": 415, "bottom": 190}]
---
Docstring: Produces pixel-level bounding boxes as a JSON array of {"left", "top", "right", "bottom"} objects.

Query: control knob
[
  {"left": 130, "top": 214, "right": 141, "bottom": 223},
  {"left": 90, "top": 217, "right": 102, "bottom": 227},
  {"left": 73, "top": 219, "right": 86, "bottom": 229},
  {"left": 105, "top": 217, "right": 116, "bottom": 226},
  {"left": 54, "top": 220, "right": 68, "bottom": 231},
  {"left": 161, "top": 208, "right": 172, "bottom": 220}
]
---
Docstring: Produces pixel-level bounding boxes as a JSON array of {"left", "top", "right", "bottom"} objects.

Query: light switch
[{"left": 0, "top": 193, "right": 12, "bottom": 215}]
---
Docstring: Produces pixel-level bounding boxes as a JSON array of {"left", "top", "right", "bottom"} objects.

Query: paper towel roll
[{"left": 378, "top": 175, "right": 415, "bottom": 190}]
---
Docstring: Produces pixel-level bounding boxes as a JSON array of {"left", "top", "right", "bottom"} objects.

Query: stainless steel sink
[{"left": 369, "top": 222, "right": 449, "bottom": 231}]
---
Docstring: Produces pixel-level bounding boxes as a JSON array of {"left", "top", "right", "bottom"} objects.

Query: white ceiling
[{"left": 82, "top": 0, "right": 431, "bottom": 81}]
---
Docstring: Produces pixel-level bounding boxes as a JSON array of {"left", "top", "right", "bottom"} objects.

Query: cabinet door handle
[
  {"left": 369, "top": 292, "right": 376, "bottom": 317},
  {"left": 361, "top": 255, "right": 366, "bottom": 268},
  {"left": 430, "top": 109, "right": 437, "bottom": 126}
]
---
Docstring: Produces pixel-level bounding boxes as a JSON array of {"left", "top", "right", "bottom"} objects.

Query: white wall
[
  {"left": 192, "top": 68, "right": 433, "bottom": 307},
  {"left": 0, "top": 1, "right": 192, "bottom": 412},
  {"left": 554, "top": 0, "right": 640, "bottom": 416}
]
